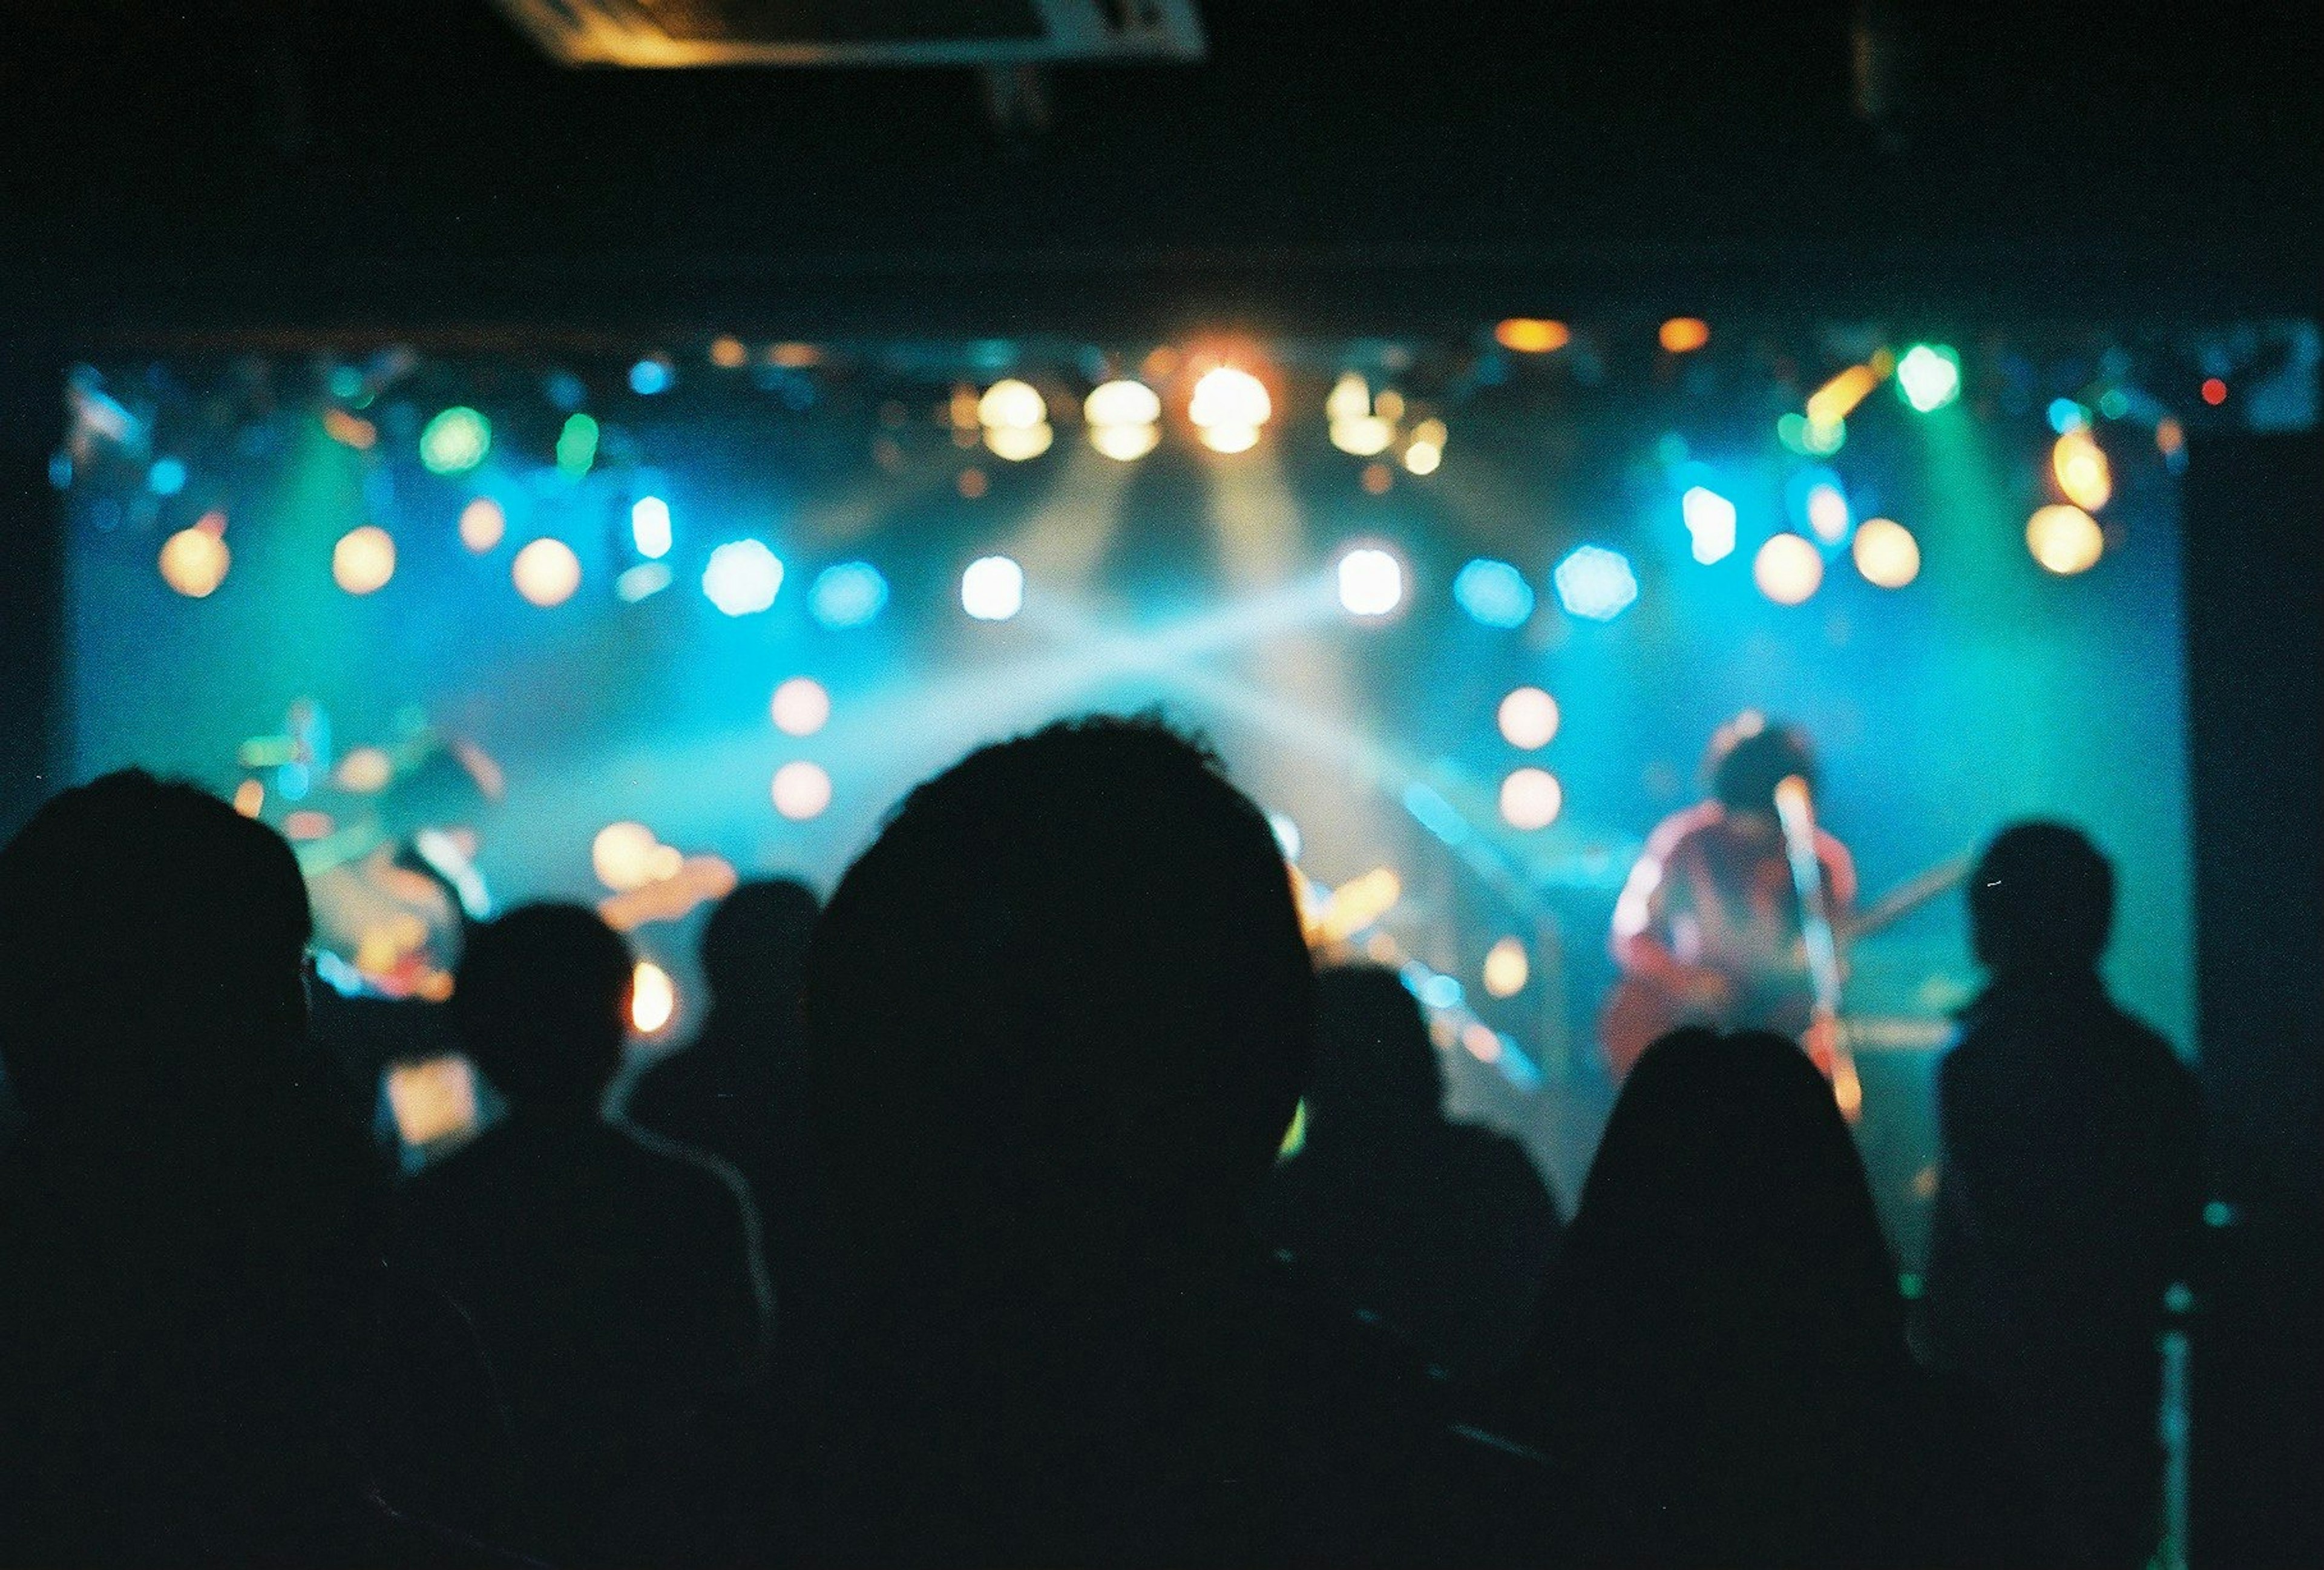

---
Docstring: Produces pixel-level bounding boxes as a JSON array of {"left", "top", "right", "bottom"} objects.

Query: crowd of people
[{"left": 0, "top": 716, "right": 2202, "bottom": 1566}]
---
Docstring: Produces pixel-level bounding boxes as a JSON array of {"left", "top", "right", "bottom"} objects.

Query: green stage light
[
  {"left": 1895, "top": 344, "right": 1962, "bottom": 413},
  {"left": 419, "top": 406, "right": 491, "bottom": 475}
]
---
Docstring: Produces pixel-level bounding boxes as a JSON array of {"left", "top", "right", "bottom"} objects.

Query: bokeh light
[
  {"left": 631, "top": 496, "right": 673, "bottom": 559},
  {"left": 616, "top": 563, "right": 672, "bottom": 602},
  {"left": 1497, "top": 686, "right": 1561, "bottom": 749},
  {"left": 1189, "top": 367, "right": 1271, "bottom": 430},
  {"left": 592, "top": 822, "right": 665, "bottom": 892},
  {"left": 1499, "top": 768, "right": 1564, "bottom": 830},
  {"left": 335, "top": 747, "right": 393, "bottom": 793},
  {"left": 709, "top": 336, "right": 749, "bottom": 369},
  {"left": 1658, "top": 317, "right": 1710, "bottom": 353},
  {"left": 961, "top": 554, "right": 1025, "bottom": 621},
  {"left": 809, "top": 560, "right": 888, "bottom": 629},
  {"left": 1894, "top": 344, "right": 1961, "bottom": 412},
  {"left": 1753, "top": 532, "right": 1825, "bottom": 605},
  {"left": 418, "top": 407, "right": 490, "bottom": 475},
  {"left": 771, "top": 761, "right": 833, "bottom": 821},
  {"left": 2027, "top": 504, "right": 2105, "bottom": 575},
  {"left": 332, "top": 525, "right": 397, "bottom": 595},
  {"left": 2052, "top": 429, "right": 2113, "bottom": 511},
  {"left": 1336, "top": 546, "right": 1405, "bottom": 618},
  {"left": 977, "top": 379, "right": 1047, "bottom": 431},
  {"left": 1453, "top": 559, "right": 1534, "bottom": 628},
  {"left": 629, "top": 357, "right": 674, "bottom": 396},
  {"left": 1402, "top": 438, "right": 1443, "bottom": 476},
  {"left": 1851, "top": 517, "right": 1922, "bottom": 588},
  {"left": 983, "top": 421, "right": 1054, "bottom": 462},
  {"left": 702, "top": 539, "right": 784, "bottom": 616},
  {"left": 1482, "top": 936, "right": 1531, "bottom": 998},
  {"left": 630, "top": 961, "right": 676, "bottom": 1034},
  {"left": 2201, "top": 377, "right": 2228, "bottom": 406},
  {"left": 770, "top": 676, "right": 832, "bottom": 737},
  {"left": 1083, "top": 379, "right": 1161, "bottom": 427},
  {"left": 232, "top": 779, "right": 264, "bottom": 817},
  {"left": 1198, "top": 422, "right": 1261, "bottom": 455},
  {"left": 1089, "top": 421, "right": 1161, "bottom": 461},
  {"left": 1805, "top": 482, "right": 1853, "bottom": 544},
  {"left": 2048, "top": 398, "right": 2091, "bottom": 435},
  {"left": 1777, "top": 412, "right": 1846, "bottom": 456},
  {"left": 1494, "top": 318, "right": 1571, "bottom": 354},
  {"left": 158, "top": 525, "right": 230, "bottom": 597},
  {"left": 1268, "top": 811, "right": 1302, "bottom": 862},
  {"left": 1681, "top": 485, "right": 1738, "bottom": 563},
  {"left": 511, "top": 537, "right": 582, "bottom": 606},
  {"left": 146, "top": 456, "right": 188, "bottom": 496},
  {"left": 1552, "top": 545, "right": 1639, "bottom": 622},
  {"left": 459, "top": 496, "right": 506, "bottom": 553},
  {"left": 1328, "top": 414, "right": 1394, "bottom": 456},
  {"left": 556, "top": 412, "right": 599, "bottom": 477}
]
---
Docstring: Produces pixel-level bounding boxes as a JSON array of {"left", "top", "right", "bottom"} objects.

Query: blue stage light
[
  {"left": 1417, "top": 973, "right": 1465, "bottom": 1010},
  {"left": 1552, "top": 545, "right": 1639, "bottom": 622},
  {"left": 702, "top": 540, "right": 783, "bottom": 616},
  {"left": 629, "top": 358, "right": 674, "bottom": 396},
  {"left": 146, "top": 457, "right": 187, "bottom": 496},
  {"left": 1452, "top": 558, "right": 1535, "bottom": 627},
  {"left": 809, "top": 561, "right": 890, "bottom": 629},
  {"left": 2047, "top": 398, "right": 2090, "bottom": 435}
]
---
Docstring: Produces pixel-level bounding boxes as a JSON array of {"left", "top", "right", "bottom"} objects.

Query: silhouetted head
[
  {"left": 1566, "top": 1028, "right": 1900, "bottom": 1360},
  {"left": 1704, "top": 714, "right": 1815, "bottom": 818},
  {"left": 701, "top": 877, "right": 821, "bottom": 1017},
  {"left": 453, "top": 903, "right": 632, "bottom": 1113},
  {"left": 1970, "top": 821, "right": 2114, "bottom": 978},
  {"left": 1308, "top": 964, "right": 1445, "bottom": 1132},
  {"left": 0, "top": 770, "right": 312, "bottom": 1122},
  {"left": 804, "top": 714, "right": 1314, "bottom": 1285}
]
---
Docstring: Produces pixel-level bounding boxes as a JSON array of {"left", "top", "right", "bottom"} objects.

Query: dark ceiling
[{"left": 1, "top": 0, "right": 2317, "bottom": 338}]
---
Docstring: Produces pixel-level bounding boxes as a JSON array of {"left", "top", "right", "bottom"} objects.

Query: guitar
[{"left": 1596, "top": 834, "right": 1969, "bottom": 1088}]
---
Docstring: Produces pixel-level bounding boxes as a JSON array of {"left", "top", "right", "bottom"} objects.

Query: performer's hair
[{"left": 1703, "top": 712, "right": 1816, "bottom": 812}]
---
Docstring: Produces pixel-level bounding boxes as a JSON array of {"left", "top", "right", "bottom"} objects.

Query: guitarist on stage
[{"left": 1603, "top": 714, "right": 1856, "bottom": 1080}]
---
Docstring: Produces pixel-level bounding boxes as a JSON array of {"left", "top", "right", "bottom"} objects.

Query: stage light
[
  {"left": 809, "top": 560, "right": 888, "bottom": 629},
  {"left": 1329, "top": 415, "right": 1394, "bottom": 456},
  {"left": 1374, "top": 389, "right": 1406, "bottom": 423},
  {"left": 1418, "top": 973, "right": 1463, "bottom": 1010},
  {"left": 630, "top": 961, "right": 676, "bottom": 1034},
  {"left": 2052, "top": 429, "right": 2113, "bottom": 511},
  {"left": 146, "top": 456, "right": 187, "bottom": 496},
  {"left": 615, "top": 562, "right": 672, "bottom": 602},
  {"left": 1268, "top": 811, "right": 1302, "bottom": 862},
  {"left": 709, "top": 335, "right": 749, "bottom": 369},
  {"left": 771, "top": 676, "right": 832, "bottom": 737},
  {"left": 1851, "top": 517, "right": 1921, "bottom": 588},
  {"left": 1498, "top": 767, "right": 1564, "bottom": 831},
  {"left": 1753, "top": 532, "right": 1824, "bottom": 605},
  {"left": 1462, "top": 1022, "right": 1504, "bottom": 1063},
  {"left": 459, "top": 496, "right": 506, "bottom": 553},
  {"left": 1497, "top": 686, "right": 1561, "bottom": 749},
  {"left": 592, "top": 822, "right": 664, "bottom": 892},
  {"left": 1361, "top": 462, "right": 1393, "bottom": 494},
  {"left": 2099, "top": 388, "right": 2130, "bottom": 419},
  {"left": 1658, "top": 317, "right": 1710, "bottom": 353},
  {"left": 2047, "top": 398, "right": 2091, "bottom": 435},
  {"left": 983, "top": 421, "right": 1054, "bottom": 462},
  {"left": 2201, "top": 377, "right": 2228, "bottom": 406},
  {"left": 1327, "top": 373, "right": 1371, "bottom": 423},
  {"left": 771, "top": 761, "right": 833, "bottom": 821},
  {"left": 703, "top": 540, "right": 783, "bottom": 616},
  {"left": 323, "top": 409, "right": 378, "bottom": 449},
  {"left": 1681, "top": 485, "right": 1738, "bottom": 564},
  {"left": 1895, "top": 344, "right": 1961, "bottom": 413},
  {"left": 1805, "top": 482, "right": 1853, "bottom": 545},
  {"left": 629, "top": 357, "right": 674, "bottom": 396},
  {"left": 232, "top": 779, "right": 264, "bottom": 817},
  {"left": 957, "top": 468, "right": 990, "bottom": 499},
  {"left": 1084, "top": 379, "right": 1161, "bottom": 428},
  {"left": 1453, "top": 559, "right": 1534, "bottom": 628},
  {"left": 630, "top": 496, "right": 673, "bottom": 559},
  {"left": 978, "top": 379, "right": 1047, "bottom": 432},
  {"left": 1199, "top": 422, "right": 1261, "bottom": 455},
  {"left": 1089, "top": 421, "right": 1161, "bottom": 461},
  {"left": 1807, "top": 364, "right": 1880, "bottom": 429},
  {"left": 961, "top": 554, "right": 1025, "bottom": 621},
  {"left": 1495, "top": 318, "right": 1571, "bottom": 354},
  {"left": 2026, "top": 504, "right": 2104, "bottom": 575},
  {"left": 158, "top": 525, "right": 230, "bottom": 598},
  {"left": 1190, "top": 367, "right": 1271, "bottom": 431},
  {"left": 511, "top": 537, "right": 582, "bottom": 606},
  {"left": 2155, "top": 416, "right": 2186, "bottom": 464},
  {"left": 418, "top": 407, "right": 490, "bottom": 475},
  {"left": 336, "top": 747, "right": 393, "bottom": 793},
  {"left": 1336, "top": 546, "right": 1405, "bottom": 618},
  {"left": 1777, "top": 412, "right": 1847, "bottom": 456},
  {"left": 1552, "top": 545, "right": 1639, "bottom": 622},
  {"left": 333, "top": 525, "right": 396, "bottom": 596},
  {"left": 1403, "top": 439, "right": 1442, "bottom": 476},
  {"left": 556, "top": 412, "right": 599, "bottom": 478},
  {"left": 1482, "top": 936, "right": 1529, "bottom": 998}
]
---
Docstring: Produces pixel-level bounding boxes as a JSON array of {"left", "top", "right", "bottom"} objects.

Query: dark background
[{"left": 0, "top": 2, "right": 2317, "bottom": 1559}]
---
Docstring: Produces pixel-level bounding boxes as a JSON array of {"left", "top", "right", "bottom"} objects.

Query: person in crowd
[
  {"left": 625, "top": 877, "right": 823, "bottom": 1315},
  {"left": 390, "top": 902, "right": 769, "bottom": 1566},
  {"left": 0, "top": 771, "right": 514, "bottom": 1565},
  {"left": 1925, "top": 822, "right": 2204, "bottom": 1568},
  {"left": 739, "top": 714, "right": 1560, "bottom": 1565},
  {"left": 1505, "top": 1026, "right": 2046, "bottom": 1566},
  {"left": 1261, "top": 963, "right": 1560, "bottom": 1382}
]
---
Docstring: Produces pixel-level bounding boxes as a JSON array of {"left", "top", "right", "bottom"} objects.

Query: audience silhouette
[
  {"left": 389, "top": 902, "right": 770, "bottom": 1566},
  {"left": 1925, "top": 822, "right": 2204, "bottom": 1567},
  {"left": 1261, "top": 964, "right": 1561, "bottom": 1381},
  {"left": 746, "top": 715, "right": 1559, "bottom": 1565},
  {"left": 0, "top": 771, "right": 513, "bottom": 1565},
  {"left": 625, "top": 877, "right": 824, "bottom": 1321},
  {"left": 1503, "top": 1026, "right": 2046, "bottom": 1566}
]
